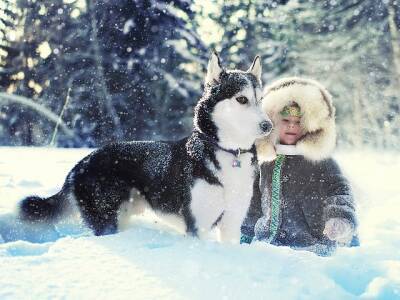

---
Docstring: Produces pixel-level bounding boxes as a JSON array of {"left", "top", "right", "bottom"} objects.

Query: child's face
[{"left": 278, "top": 116, "right": 303, "bottom": 145}]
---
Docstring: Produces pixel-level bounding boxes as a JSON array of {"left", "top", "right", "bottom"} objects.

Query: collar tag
[
  {"left": 232, "top": 149, "right": 241, "bottom": 168},
  {"left": 232, "top": 159, "right": 241, "bottom": 168}
]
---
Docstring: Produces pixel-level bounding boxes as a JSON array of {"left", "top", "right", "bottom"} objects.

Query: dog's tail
[{"left": 19, "top": 184, "right": 71, "bottom": 224}]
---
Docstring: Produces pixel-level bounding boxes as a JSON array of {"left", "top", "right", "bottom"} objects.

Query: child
[{"left": 241, "top": 77, "right": 359, "bottom": 256}]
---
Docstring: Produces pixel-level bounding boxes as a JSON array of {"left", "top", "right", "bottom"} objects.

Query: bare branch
[{"left": 0, "top": 92, "right": 76, "bottom": 139}]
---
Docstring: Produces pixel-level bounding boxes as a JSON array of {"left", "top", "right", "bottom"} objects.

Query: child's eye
[
  {"left": 296, "top": 121, "right": 300, "bottom": 125},
  {"left": 282, "top": 119, "right": 289, "bottom": 123},
  {"left": 236, "top": 96, "right": 248, "bottom": 104}
]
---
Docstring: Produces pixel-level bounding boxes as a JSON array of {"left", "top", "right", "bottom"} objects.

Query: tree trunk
[
  {"left": 388, "top": 0, "right": 400, "bottom": 86},
  {"left": 352, "top": 81, "right": 364, "bottom": 148},
  {"left": 86, "top": 0, "right": 123, "bottom": 139}
]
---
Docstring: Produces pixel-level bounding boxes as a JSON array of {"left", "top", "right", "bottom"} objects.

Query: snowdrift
[{"left": 0, "top": 147, "right": 399, "bottom": 299}]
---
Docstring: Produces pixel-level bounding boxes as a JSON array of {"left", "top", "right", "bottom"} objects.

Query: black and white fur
[{"left": 19, "top": 52, "right": 272, "bottom": 242}]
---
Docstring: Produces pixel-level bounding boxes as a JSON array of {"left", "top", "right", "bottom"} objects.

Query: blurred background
[{"left": 0, "top": 0, "right": 399, "bottom": 150}]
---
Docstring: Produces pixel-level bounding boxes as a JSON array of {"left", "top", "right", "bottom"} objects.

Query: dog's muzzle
[{"left": 260, "top": 120, "right": 273, "bottom": 135}]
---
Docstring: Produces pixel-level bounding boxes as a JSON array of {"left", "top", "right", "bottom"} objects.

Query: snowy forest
[
  {"left": 0, "top": 0, "right": 399, "bottom": 149},
  {"left": 1, "top": 2, "right": 400, "bottom": 299}
]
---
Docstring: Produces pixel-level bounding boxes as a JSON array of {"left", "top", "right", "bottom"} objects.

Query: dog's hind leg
[
  {"left": 74, "top": 180, "right": 131, "bottom": 236},
  {"left": 83, "top": 208, "right": 119, "bottom": 236},
  {"left": 117, "top": 188, "right": 150, "bottom": 230}
]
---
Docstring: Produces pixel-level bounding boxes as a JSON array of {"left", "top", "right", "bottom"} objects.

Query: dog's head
[{"left": 194, "top": 51, "right": 272, "bottom": 150}]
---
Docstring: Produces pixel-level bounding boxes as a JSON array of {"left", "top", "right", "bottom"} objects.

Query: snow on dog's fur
[{"left": 18, "top": 52, "right": 272, "bottom": 243}]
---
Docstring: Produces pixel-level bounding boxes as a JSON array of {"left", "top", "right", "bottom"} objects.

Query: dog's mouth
[{"left": 258, "top": 130, "right": 272, "bottom": 138}]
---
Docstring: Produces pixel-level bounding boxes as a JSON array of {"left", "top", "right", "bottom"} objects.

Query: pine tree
[
  {"left": 0, "top": 0, "right": 45, "bottom": 145},
  {"left": 89, "top": 0, "right": 207, "bottom": 142},
  {"left": 0, "top": 0, "right": 19, "bottom": 88},
  {"left": 0, "top": 0, "right": 206, "bottom": 146},
  {"left": 274, "top": 0, "right": 400, "bottom": 149},
  {"left": 196, "top": 0, "right": 291, "bottom": 83}
]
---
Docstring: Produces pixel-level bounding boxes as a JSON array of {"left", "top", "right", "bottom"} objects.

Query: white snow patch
[
  {"left": 123, "top": 19, "right": 135, "bottom": 34},
  {"left": 0, "top": 147, "right": 399, "bottom": 299}
]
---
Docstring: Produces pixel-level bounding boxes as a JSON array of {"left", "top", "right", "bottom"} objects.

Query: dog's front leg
[
  {"left": 219, "top": 197, "right": 252, "bottom": 243},
  {"left": 190, "top": 179, "right": 224, "bottom": 239}
]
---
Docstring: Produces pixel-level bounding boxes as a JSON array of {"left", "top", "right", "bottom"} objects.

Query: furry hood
[{"left": 256, "top": 77, "right": 336, "bottom": 162}]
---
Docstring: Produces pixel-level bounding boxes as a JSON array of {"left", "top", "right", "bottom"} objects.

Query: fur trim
[
  {"left": 255, "top": 135, "right": 277, "bottom": 162},
  {"left": 257, "top": 77, "right": 336, "bottom": 162}
]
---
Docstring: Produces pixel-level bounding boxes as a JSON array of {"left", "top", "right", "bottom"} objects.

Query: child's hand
[{"left": 323, "top": 218, "right": 354, "bottom": 244}]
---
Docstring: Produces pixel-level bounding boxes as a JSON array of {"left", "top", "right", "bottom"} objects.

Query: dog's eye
[{"left": 236, "top": 96, "right": 248, "bottom": 104}]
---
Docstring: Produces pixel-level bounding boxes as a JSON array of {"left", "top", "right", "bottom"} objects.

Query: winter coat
[
  {"left": 241, "top": 155, "right": 358, "bottom": 255},
  {"left": 241, "top": 77, "right": 359, "bottom": 255}
]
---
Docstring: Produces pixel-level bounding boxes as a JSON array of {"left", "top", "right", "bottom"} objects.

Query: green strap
[{"left": 266, "top": 154, "right": 285, "bottom": 242}]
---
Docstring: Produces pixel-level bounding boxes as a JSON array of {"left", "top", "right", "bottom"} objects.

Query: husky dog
[{"left": 19, "top": 52, "right": 272, "bottom": 242}]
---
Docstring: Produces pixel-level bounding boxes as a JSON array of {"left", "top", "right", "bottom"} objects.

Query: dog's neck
[{"left": 194, "top": 130, "right": 255, "bottom": 156}]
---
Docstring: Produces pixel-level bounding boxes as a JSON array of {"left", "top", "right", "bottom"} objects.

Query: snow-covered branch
[{"left": 0, "top": 92, "right": 76, "bottom": 139}]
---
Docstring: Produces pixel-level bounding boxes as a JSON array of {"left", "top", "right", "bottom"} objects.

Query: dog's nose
[{"left": 260, "top": 120, "right": 273, "bottom": 134}]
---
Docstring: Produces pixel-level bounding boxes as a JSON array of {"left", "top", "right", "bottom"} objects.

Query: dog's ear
[
  {"left": 205, "top": 50, "right": 223, "bottom": 85},
  {"left": 247, "top": 55, "right": 262, "bottom": 83}
]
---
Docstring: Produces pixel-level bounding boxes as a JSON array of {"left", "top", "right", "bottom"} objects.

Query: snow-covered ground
[{"left": 0, "top": 147, "right": 399, "bottom": 300}]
